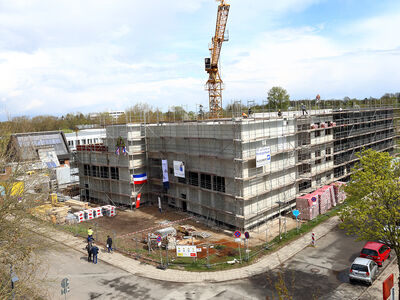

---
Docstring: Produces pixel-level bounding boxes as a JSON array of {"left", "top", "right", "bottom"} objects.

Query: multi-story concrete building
[{"left": 75, "top": 106, "right": 397, "bottom": 230}]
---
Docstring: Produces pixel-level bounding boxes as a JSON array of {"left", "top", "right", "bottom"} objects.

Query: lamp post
[
  {"left": 276, "top": 201, "right": 286, "bottom": 241},
  {"left": 10, "top": 265, "right": 18, "bottom": 299}
]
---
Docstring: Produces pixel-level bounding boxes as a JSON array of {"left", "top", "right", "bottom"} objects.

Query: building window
[
  {"left": 326, "top": 156, "right": 332, "bottom": 162},
  {"left": 315, "top": 159, "right": 322, "bottom": 165},
  {"left": 315, "top": 150, "right": 321, "bottom": 157},
  {"left": 200, "top": 173, "right": 212, "bottom": 190},
  {"left": 84, "top": 164, "right": 90, "bottom": 176},
  {"left": 100, "top": 166, "right": 109, "bottom": 178},
  {"left": 169, "top": 168, "right": 173, "bottom": 175},
  {"left": 82, "top": 139, "right": 86, "bottom": 145},
  {"left": 326, "top": 148, "right": 331, "bottom": 155},
  {"left": 325, "top": 129, "right": 331, "bottom": 135},
  {"left": 178, "top": 177, "right": 186, "bottom": 184},
  {"left": 213, "top": 176, "right": 225, "bottom": 193},
  {"left": 188, "top": 172, "right": 199, "bottom": 186},
  {"left": 314, "top": 131, "right": 321, "bottom": 137},
  {"left": 91, "top": 165, "right": 99, "bottom": 177},
  {"left": 299, "top": 181, "right": 311, "bottom": 192},
  {"left": 110, "top": 167, "right": 119, "bottom": 180},
  {"left": 77, "top": 140, "right": 81, "bottom": 145}
]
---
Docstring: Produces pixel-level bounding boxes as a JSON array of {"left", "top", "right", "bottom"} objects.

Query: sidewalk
[{"left": 35, "top": 216, "right": 340, "bottom": 283}]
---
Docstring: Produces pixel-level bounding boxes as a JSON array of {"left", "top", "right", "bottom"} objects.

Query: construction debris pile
[
  {"left": 31, "top": 193, "right": 116, "bottom": 224},
  {"left": 144, "top": 224, "right": 211, "bottom": 251}
]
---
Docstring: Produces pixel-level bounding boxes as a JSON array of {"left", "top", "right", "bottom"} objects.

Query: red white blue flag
[{"left": 133, "top": 173, "right": 147, "bottom": 184}]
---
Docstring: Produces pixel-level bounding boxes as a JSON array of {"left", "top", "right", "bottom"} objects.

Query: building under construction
[{"left": 74, "top": 105, "right": 397, "bottom": 230}]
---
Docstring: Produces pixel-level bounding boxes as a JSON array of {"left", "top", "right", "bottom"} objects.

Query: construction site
[{"left": 26, "top": 0, "right": 399, "bottom": 269}]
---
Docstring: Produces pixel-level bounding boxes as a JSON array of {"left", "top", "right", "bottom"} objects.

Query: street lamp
[
  {"left": 276, "top": 200, "right": 286, "bottom": 241},
  {"left": 10, "top": 265, "right": 18, "bottom": 299}
]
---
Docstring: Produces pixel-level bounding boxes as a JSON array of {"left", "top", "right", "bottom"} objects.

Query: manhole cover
[{"left": 310, "top": 268, "right": 320, "bottom": 274}]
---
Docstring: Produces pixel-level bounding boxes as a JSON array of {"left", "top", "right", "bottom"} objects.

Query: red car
[{"left": 359, "top": 242, "right": 391, "bottom": 267}]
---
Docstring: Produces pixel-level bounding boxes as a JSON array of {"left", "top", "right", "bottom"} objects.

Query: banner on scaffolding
[
  {"left": 162, "top": 159, "right": 170, "bottom": 189},
  {"left": 136, "top": 193, "right": 141, "bottom": 209},
  {"left": 256, "top": 147, "right": 271, "bottom": 168},
  {"left": 173, "top": 160, "right": 185, "bottom": 178}
]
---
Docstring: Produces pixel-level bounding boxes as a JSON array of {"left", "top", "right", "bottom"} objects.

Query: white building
[{"left": 65, "top": 128, "right": 106, "bottom": 151}]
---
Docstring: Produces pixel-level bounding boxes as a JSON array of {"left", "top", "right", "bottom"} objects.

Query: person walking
[
  {"left": 86, "top": 242, "right": 92, "bottom": 262},
  {"left": 106, "top": 235, "right": 113, "bottom": 253},
  {"left": 278, "top": 109, "right": 282, "bottom": 117},
  {"left": 91, "top": 243, "right": 99, "bottom": 264}
]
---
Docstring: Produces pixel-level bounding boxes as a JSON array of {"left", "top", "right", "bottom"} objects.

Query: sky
[{"left": 0, "top": 0, "right": 399, "bottom": 120}]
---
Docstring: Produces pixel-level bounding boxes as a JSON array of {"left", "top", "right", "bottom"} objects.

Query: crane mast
[{"left": 205, "top": 0, "right": 230, "bottom": 118}]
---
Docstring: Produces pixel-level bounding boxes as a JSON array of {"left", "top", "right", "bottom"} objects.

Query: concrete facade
[{"left": 75, "top": 107, "right": 396, "bottom": 230}]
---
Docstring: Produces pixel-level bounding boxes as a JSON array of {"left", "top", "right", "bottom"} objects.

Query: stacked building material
[
  {"left": 296, "top": 192, "right": 320, "bottom": 220},
  {"left": 315, "top": 186, "right": 332, "bottom": 214},
  {"left": 331, "top": 181, "right": 346, "bottom": 203},
  {"left": 48, "top": 206, "right": 70, "bottom": 224},
  {"left": 65, "top": 199, "right": 89, "bottom": 211}
]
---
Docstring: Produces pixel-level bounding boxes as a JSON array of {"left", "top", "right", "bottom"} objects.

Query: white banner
[
  {"left": 256, "top": 147, "right": 271, "bottom": 168},
  {"left": 162, "top": 159, "right": 169, "bottom": 182},
  {"left": 176, "top": 245, "right": 197, "bottom": 257},
  {"left": 173, "top": 161, "right": 185, "bottom": 178}
]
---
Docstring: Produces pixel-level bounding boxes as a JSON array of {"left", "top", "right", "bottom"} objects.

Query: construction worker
[
  {"left": 278, "top": 109, "right": 282, "bottom": 117},
  {"left": 91, "top": 243, "right": 99, "bottom": 264},
  {"left": 301, "top": 103, "right": 308, "bottom": 115},
  {"left": 88, "top": 227, "right": 93, "bottom": 240},
  {"left": 242, "top": 112, "right": 248, "bottom": 119}
]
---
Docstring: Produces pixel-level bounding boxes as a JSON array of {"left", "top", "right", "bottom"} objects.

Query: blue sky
[{"left": 0, "top": 0, "right": 399, "bottom": 120}]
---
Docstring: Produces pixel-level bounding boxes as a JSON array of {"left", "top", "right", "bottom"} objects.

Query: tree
[
  {"left": 0, "top": 124, "right": 51, "bottom": 298},
  {"left": 267, "top": 87, "right": 290, "bottom": 110},
  {"left": 339, "top": 149, "right": 400, "bottom": 296}
]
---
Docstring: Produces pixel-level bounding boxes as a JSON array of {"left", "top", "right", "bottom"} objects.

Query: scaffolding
[{"left": 75, "top": 101, "right": 400, "bottom": 230}]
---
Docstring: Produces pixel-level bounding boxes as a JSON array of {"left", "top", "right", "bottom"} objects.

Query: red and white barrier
[
  {"left": 93, "top": 207, "right": 103, "bottom": 218},
  {"left": 102, "top": 205, "right": 116, "bottom": 217},
  {"left": 84, "top": 209, "right": 94, "bottom": 220},
  {"left": 74, "top": 211, "right": 85, "bottom": 223}
]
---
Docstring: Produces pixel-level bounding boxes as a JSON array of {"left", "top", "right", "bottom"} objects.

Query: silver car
[{"left": 349, "top": 257, "right": 378, "bottom": 285}]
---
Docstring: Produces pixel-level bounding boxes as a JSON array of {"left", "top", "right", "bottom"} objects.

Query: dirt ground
[{"left": 71, "top": 205, "right": 301, "bottom": 265}]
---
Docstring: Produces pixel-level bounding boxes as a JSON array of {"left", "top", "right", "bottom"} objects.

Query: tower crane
[{"left": 205, "top": 0, "right": 230, "bottom": 118}]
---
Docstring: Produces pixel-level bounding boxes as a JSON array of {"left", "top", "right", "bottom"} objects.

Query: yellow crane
[{"left": 205, "top": 0, "right": 230, "bottom": 118}]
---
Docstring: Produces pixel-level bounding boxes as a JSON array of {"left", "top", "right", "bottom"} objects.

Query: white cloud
[{"left": 0, "top": 0, "right": 399, "bottom": 119}]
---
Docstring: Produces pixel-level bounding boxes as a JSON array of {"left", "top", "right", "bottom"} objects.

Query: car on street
[
  {"left": 359, "top": 241, "right": 390, "bottom": 266},
  {"left": 349, "top": 257, "right": 378, "bottom": 285}
]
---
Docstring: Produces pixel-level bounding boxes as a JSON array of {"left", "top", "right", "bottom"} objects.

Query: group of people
[{"left": 85, "top": 227, "right": 113, "bottom": 264}]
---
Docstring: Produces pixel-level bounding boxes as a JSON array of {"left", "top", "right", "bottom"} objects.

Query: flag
[
  {"left": 115, "top": 147, "right": 120, "bottom": 155},
  {"left": 133, "top": 173, "right": 147, "bottom": 184},
  {"left": 136, "top": 193, "right": 141, "bottom": 209},
  {"left": 122, "top": 146, "right": 127, "bottom": 155}
]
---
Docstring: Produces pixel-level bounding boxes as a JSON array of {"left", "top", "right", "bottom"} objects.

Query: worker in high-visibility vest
[{"left": 87, "top": 227, "right": 94, "bottom": 242}]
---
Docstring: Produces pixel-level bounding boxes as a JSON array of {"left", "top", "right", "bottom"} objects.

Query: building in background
[
  {"left": 7, "top": 131, "right": 78, "bottom": 189},
  {"left": 65, "top": 128, "right": 106, "bottom": 151}
]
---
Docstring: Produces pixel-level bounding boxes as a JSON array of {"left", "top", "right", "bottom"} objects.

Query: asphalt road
[{"left": 42, "top": 226, "right": 392, "bottom": 300}]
